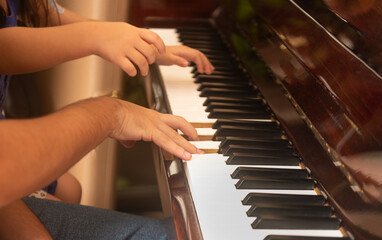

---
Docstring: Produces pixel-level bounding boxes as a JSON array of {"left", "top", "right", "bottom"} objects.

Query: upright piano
[{"left": 143, "top": 0, "right": 382, "bottom": 239}]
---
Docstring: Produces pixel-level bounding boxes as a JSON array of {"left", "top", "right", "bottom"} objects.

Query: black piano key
[
  {"left": 264, "top": 235, "right": 349, "bottom": 240},
  {"left": 212, "top": 119, "right": 275, "bottom": 129},
  {"left": 190, "top": 56, "right": 238, "bottom": 66},
  {"left": 235, "top": 176, "right": 314, "bottom": 190},
  {"left": 226, "top": 152, "right": 300, "bottom": 166},
  {"left": 203, "top": 96, "right": 263, "bottom": 106},
  {"left": 215, "top": 123, "right": 279, "bottom": 132},
  {"left": 219, "top": 136, "right": 290, "bottom": 149},
  {"left": 182, "top": 39, "right": 227, "bottom": 46},
  {"left": 251, "top": 216, "right": 341, "bottom": 230},
  {"left": 178, "top": 34, "right": 222, "bottom": 42},
  {"left": 201, "top": 54, "right": 236, "bottom": 62},
  {"left": 193, "top": 69, "right": 244, "bottom": 77},
  {"left": 242, "top": 193, "right": 326, "bottom": 206},
  {"left": 231, "top": 167, "right": 308, "bottom": 179},
  {"left": 222, "top": 145, "right": 294, "bottom": 156},
  {"left": 246, "top": 204, "right": 333, "bottom": 218},
  {"left": 201, "top": 90, "right": 257, "bottom": 99},
  {"left": 219, "top": 139, "right": 292, "bottom": 154},
  {"left": 183, "top": 43, "right": 227, "bottom": 51},
  {"left": 197, "top": 82, "right": 251, "bottom": 91},
  {"left": 214, "top": 125, "right": 281, "bottom": 139},
  {"left": 205, "top": 102, "right": 265, "bottom": 112},
  {"left": 205, "top": 58, "right": 238, "bottom": 66},
  {"left": 208, "top": 108, "right": 270, "bottom": 119},
  {"left": 176, "top": 27, "right": 216, "bottom": 34},
  {"left": 195, "top": 75, "right": 248, "bottom": 84},
  {"left": 195, "top": 65, "right": 241, "bottom": 73},
  {"left": 191, "top": 61, "right": 235, "bottom": 69}
]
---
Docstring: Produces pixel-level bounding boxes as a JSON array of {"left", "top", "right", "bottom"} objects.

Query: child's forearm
[
  {"left": 0, "top": 23, "right": 94, "bottom": 74},
  {"left": 0, "top": 21, "right": 165, "bottom": 76}
]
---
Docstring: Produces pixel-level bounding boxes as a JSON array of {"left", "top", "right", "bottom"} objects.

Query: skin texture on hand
[
  {"left": 111, "top": 99, "right": 203, "bottom": 160},
  {"left": 90, "top": 22, "right": 166, "bottom": 77}
]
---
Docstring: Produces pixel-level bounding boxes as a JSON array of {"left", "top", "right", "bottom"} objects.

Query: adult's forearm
[
  {"left": 0, "top": 97, "right": 118, "bottom": 207},
  {"left": 0, "top": 96, "right": 201, "bottom": 207},
  {"left": 0, "top": 200, "right": 52, "bottom": 240}
]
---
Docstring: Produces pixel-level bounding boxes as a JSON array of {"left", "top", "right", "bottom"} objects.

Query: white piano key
[
  {"left": 159, "top": 65, "right": 214, "bottom": 123},
  {"left": 184, "top": 154, "right": 344, "bottom": 240},
  {"left": 189, "top": 140, "right": 221, "bottom": 149},
  {"left": 150, "top": 28, "right": 181, "bottom": 45},
  {"left": 153, "top": 28, "right": 344, "bottom": 239},
  {"left": 195, "top": 128, "right": 217, "bottom": 136}
]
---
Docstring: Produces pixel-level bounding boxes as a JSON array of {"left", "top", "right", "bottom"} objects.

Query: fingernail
[{"left": 184, "top": 151, "right": 191, "bottom": 160}]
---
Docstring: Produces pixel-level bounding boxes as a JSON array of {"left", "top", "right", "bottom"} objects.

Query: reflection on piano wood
[{"left": 145, "top": 0, "right": 382, "bottom": 239}]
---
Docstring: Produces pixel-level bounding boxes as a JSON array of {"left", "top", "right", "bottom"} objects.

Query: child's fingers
[
  {"left": 126, "top": 49, "right": 149, "bottom": 76},
  {"left": 171, "top": 55, "right": 189, "bottom": 67},
  {"left": 139, "top": 29, "right": 166, "bottom": 54},
  {"left": 135, "top": 41, "right": 156, "bottom": 64},
  {"left": 200, "top": 53, "right": 214, "bottom": 74},
  {"left": 116, "top": 57, "right": 137, "bottom": 77}
]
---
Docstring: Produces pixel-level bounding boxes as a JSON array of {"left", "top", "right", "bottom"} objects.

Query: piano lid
[{"left": 212, "top": 0, "right": 382, "bottom": 238}]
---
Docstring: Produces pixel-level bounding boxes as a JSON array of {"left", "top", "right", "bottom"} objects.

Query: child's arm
[
  {"left": 44, "top": 5, "right": 215, "bottom": 74},
  {"left": 0, "top": 21, "right": 165, "bottom": 77}
]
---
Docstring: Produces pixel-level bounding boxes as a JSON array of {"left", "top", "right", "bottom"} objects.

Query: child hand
[
  {"left": 155, "top": 45, "right": 214, "bottom": 74},
  {"left": 91, "top": 22, "right": 166, "bottom": 77}
]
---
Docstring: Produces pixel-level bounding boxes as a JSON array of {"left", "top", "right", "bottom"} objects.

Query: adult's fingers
[
  {"left": 139, "top": 29, "right": 166, "bottom": 54},
  {"left": 157, "top": 121, "right": 200, "bottom": 155},
  {"left": 160, "top": 114, "right": 199, "bottom": 141},
  {"left": 120, "top": 140, "right": 137, "bottom": 148},
  {"left": 152, "top": 129, "right": 193, "bottom": 160}
]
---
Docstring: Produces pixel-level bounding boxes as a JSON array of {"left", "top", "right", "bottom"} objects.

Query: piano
[{"left": 142, "top": 0, "right": 382, "bottom": 239}]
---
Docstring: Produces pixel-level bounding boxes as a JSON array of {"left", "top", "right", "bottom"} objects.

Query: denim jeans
[{"left": 23, "top": 197, "right": 167, "bottom": 240}]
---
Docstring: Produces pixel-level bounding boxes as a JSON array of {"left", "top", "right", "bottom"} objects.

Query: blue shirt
[
  {"left": 1, "top": 0, "right": 58, "bottom": 195},
  {"left": 0, "top": 0, "right": 19, "bottom": 119}
]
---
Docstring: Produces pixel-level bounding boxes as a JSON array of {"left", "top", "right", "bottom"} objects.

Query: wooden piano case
[{"left": 143, "top": 0, "right": 382, "bottom": 239}]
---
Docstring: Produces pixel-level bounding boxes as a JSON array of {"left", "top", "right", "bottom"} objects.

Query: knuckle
[{"left": 137, "top": 58, "right": 148, "bottom": 68}]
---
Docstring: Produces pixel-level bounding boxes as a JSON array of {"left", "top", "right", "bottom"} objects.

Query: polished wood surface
[
  {"left": 215, "top": 0, "right": 382, "bottom": 239},
  {"left": 147, "top": 64, "right": 203, "bottom": 240},
  {"left": 130, "top": 0, "right": 220, "bottom": 27}
]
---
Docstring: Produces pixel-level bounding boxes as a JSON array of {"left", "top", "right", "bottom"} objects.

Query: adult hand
[
  {"left": 110, "top": 99, "right": 202, "bottom": 160},
  {"left": 91, "top": 22, "right": 166, "bottom": 77},
  {"left": 155, "top": 45, "right": 214, "bottom": 74}
]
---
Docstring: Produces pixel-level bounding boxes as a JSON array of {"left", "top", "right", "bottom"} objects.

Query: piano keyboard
[{"left": 150, "top": 27, "right": 349, "bottom": 240}]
